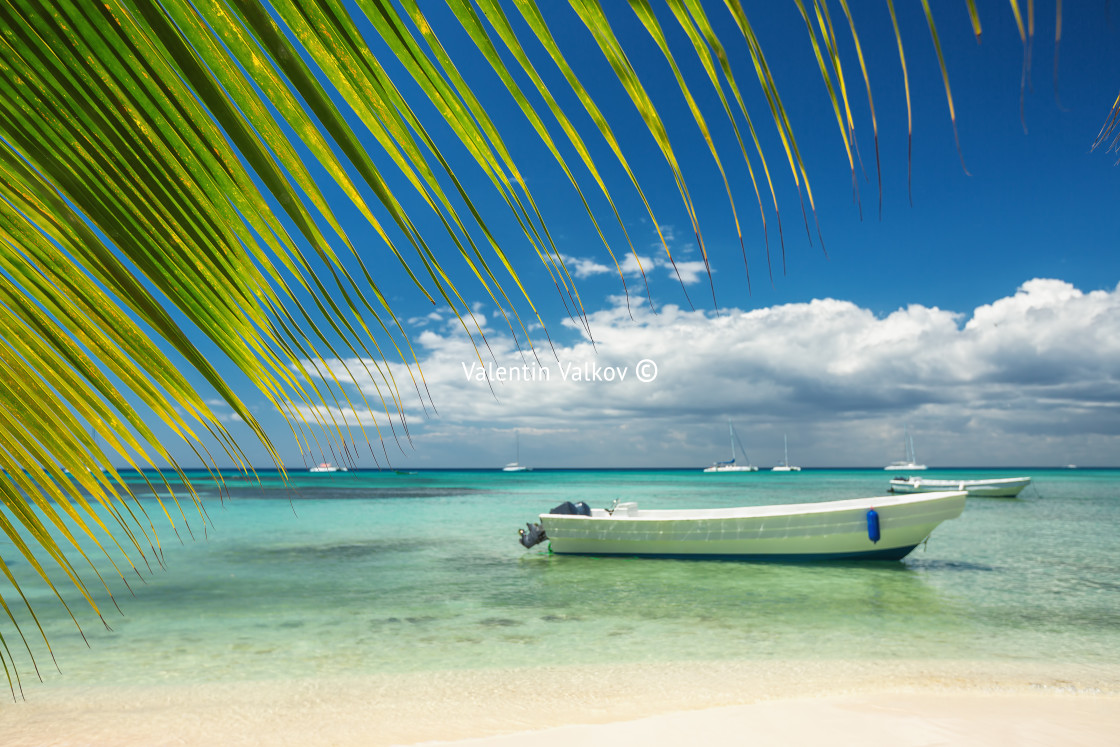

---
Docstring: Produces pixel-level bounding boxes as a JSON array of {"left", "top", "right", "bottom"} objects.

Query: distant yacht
[
  {"left": 704, "top": 419, "right": 758, "bottom": 472},
  {"left": 502, "top": 431, "right": 531, "bottom": 472},
  {"left": 309, "top": 462, "right": 347, "bottom": 473},
  {"left": 885, "top": 428, "right": 927, "bottom": 471},
  {"left": 771, "top": 434, "right": 801, "bottom": 472}
]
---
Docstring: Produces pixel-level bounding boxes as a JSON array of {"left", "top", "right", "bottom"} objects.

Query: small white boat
[
  {"left": 308, "top": 462, "right": 347, "bottom": 473},
  {"left": 518, "top": 491, "right": 965, "bottom": 561},
  {"left": 771, "top": 434, "right": 801, "bottom": 472},
  {"left": 889, "top": 475, "right": 1030, "bottom": 498},
  {"left": 885, "top": 428, "right": 927, "bottom": 471},
  {"left": 703, "top": 419, "right": 758, "bottom": 472}
]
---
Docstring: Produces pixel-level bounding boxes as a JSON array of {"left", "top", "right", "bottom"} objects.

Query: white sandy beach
[
  {"left": 3, "top": 660, "right": 1118, "bottom": 746},
  {"left": 430, "top": 694, "right": 1119, "bottom": 747}
]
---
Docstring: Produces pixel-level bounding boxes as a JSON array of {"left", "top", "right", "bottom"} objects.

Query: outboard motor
[
  {"left": 519, "top": 522, "right": 547, "bottom": 548},
  {"left": 549, "top": 500, "right": 591, "bottom": 516},
  {"left": 520, "top": 501, "right": 591, "bottom": 548}
]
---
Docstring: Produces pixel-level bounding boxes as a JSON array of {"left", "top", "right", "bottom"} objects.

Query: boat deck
[{"left": 573, "top": 491, "right": 965, "bottom": 521}]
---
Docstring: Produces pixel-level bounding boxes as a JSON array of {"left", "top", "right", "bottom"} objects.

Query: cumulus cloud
[{"left": 297, "top": 279, "right": 1120, "bottom": 468}]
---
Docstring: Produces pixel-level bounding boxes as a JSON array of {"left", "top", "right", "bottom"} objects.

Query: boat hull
[
  {"left": 551, "top": 545, "right": 920, "bottom": 562},
  {"left": 889, "top": 477, "right": 1030, "bottom": 498},
  {"left": 540, "top": 491, "right": 966, "bottom": 561}
]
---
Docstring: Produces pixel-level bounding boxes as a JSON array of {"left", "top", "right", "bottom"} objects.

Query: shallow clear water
[{"left": 3, "top": 468, "right": 1119, "bottom": 689}]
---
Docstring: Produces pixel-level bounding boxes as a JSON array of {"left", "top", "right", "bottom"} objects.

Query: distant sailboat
[
  {"left": 703, "top": 420, "right": 758, "bottom": 472},
  {"left": 771, "top": 434, "right": 801, "bottom": 472},
  {"left": 502, "top": 431, "right": 531, "bottom": 472},
  {"left": 884, "top": 428, "right": 927, "bottom": 471}
]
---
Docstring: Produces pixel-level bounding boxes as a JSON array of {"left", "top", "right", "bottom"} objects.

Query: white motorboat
[
  {"left": 771, "top": 434, "right": 801, "bottom": 472},
  {"left": 885, "top": 428, "right": 926, "bottom": 471},
  {"left": 308, "top": 462, "right": 346, "bottom": 473},
  {"left": 703, "top": 419, "right": 758, "bottom": 472},
  {"left": 889, "top": 475, "right": 1030, "bottom": 498},
  {"left": 518, "top": 491, "right": 966, "bottom": 561}
]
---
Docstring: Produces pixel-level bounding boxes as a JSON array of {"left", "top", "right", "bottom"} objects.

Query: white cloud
[
  {"left": 653, "top": 223, "right": 678, "bottom": 245},
  {"left": 618, "top": 253, "right": 653, "bottom": 277},
  {"left": 298, "top": 279, "right": 1120, "bottom": 468},
  {"left": 406, "top": 311, "right": 444, "bottom": 326},
  {"left": 203, "top": 398, "right": 245, "bottom": 423},
  {"left": 669, "top": 260, "right": 709, "bottom": 285},
  {"left": 555, "top": 223, "right": 718, "bottom": 287},
  {"left": 564, "top": 255, "right": 612, "bottom": 278},
  {"left": 559, "top": 251, "right": 709, "bottom": 285}
]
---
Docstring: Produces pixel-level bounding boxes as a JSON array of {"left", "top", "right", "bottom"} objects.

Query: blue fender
[{"left": 867, "top": 509, "right": 881, "bottom": 543}]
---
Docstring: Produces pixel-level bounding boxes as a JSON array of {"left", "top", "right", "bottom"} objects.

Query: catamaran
[
  {"left": 703, "top": 420, "right": 758, "bottom": 472},
  {"left": 885, "top": 428, "right": 927, "bottom": 471}
]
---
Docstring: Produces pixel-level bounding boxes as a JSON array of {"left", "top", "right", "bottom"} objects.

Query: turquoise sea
[{"left": 3, "top": 468, "right": 1119, "bottom": 693}]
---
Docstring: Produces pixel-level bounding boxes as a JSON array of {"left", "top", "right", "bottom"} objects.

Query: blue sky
[{"left": 174, "top": 1, "right": 1120, "bottom": 470}]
